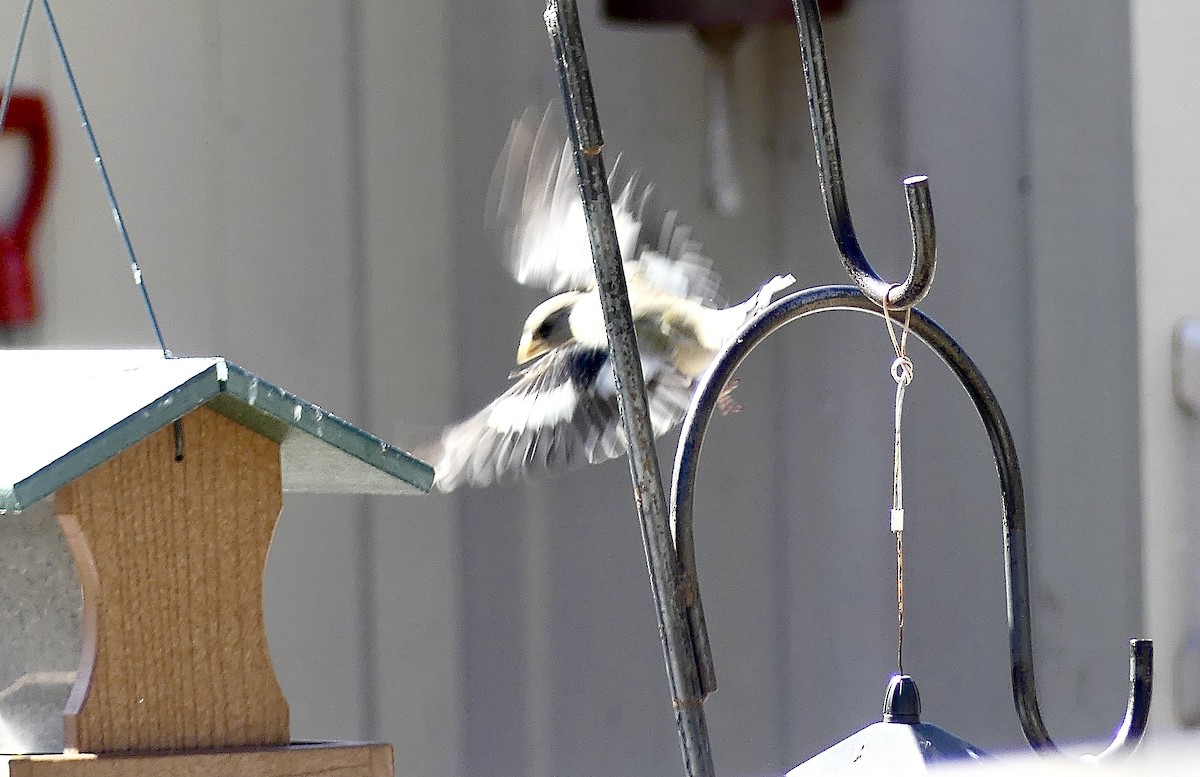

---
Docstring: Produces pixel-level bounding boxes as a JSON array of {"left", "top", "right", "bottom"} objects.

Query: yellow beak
[{"left": 516, "top": 330, "right": 546, "bottom": 365}]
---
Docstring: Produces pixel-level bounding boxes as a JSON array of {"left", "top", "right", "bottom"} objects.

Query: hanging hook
[
  {"left": 670, "top": 286, "right": 1152, "bottom": 762},
  {"left": 789, "top": 0, "right": 936, "bottom": 310}
]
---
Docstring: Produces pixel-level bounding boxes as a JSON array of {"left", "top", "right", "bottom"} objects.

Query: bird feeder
[{"left": 0, "top": 349, "right": 433, "bottom": 777}]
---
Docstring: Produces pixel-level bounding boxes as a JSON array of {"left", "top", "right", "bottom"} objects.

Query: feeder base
[{"left": 4, "top": 741, "right": 392, "bottom": 777}]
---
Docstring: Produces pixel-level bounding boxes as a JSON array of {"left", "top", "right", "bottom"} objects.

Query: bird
[{"left": 427, "top": 106, "right": 795, "bottom": 492}]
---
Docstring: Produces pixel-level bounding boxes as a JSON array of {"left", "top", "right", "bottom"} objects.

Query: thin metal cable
[
  {"left": 41, "top": 0, "right": 169, "bottom": 357},
  {"left": 0, "top": 0, "right": 35, "bottom": 133},
  {"left": 882, "top": 297, "right": 913, "bottom": 672}
]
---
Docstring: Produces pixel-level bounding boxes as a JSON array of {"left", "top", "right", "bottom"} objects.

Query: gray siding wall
[{"left": 4, "top": 0, "right": 1148, "bottom": 773}]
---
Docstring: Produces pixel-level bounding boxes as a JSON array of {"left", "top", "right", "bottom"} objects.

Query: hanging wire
[
  {"left": 39, "top": 0, "right": 169, "bottom": 358},
  {"left": 0, "top": 0, "right": 34, "bottom": 134},
  {"left": 882, "top": 300, "right": 913, "bottom": 673},
  {"left": 20, "top": 2, "right": 182, "bottom": 456}
]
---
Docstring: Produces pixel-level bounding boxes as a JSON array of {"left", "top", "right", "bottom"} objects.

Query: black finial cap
[{"left": 882, "top": 674, "right": 921, "bottom": 724}]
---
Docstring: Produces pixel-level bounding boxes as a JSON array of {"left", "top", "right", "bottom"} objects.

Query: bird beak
[{"left": 516, "top": 330, "right": 544, "bottom": 364}]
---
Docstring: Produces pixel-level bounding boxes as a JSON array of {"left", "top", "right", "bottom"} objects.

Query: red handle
[{"left": 0, "top": 91, "right": 53, "bottom": 325}]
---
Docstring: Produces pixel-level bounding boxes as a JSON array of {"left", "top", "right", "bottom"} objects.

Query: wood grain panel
[{"left": 56, "top": 406, "right": 288, "bottom": 753}]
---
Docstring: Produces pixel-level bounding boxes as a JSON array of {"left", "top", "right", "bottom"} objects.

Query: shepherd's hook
[
  {"left": 671, "top": 286, "right": 1152, "bottom": 762},
  {"left": 790, "top": 0, "right": 936, "bottom": 309}
]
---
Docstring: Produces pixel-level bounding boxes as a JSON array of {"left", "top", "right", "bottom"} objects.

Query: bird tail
[
  {"left": 745, "top": 273, "right": 796, "bottom": 315},
  {"left": 708, "top": 274, "right": 796, "bottom": 339}
]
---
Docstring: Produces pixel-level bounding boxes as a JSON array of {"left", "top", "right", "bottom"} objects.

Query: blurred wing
[
  {"left": 621, "top": 195, "right": 722, "bottom": 304},
  {"left": 487, "top": 107, "right": 613, "bottom": 293},
  {"left": 430, "top": 344, "right": 693, "bottom": 491},
  {"left": 489, "top": 105, "right": 723, "bottom": 303}
]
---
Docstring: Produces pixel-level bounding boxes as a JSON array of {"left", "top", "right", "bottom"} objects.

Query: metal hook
[
  {"left": 670, "top": 286, "right": 1152, "bottom": 761},
  {"left": 789, "top": 0, "right": 937, "bottom": 309}
]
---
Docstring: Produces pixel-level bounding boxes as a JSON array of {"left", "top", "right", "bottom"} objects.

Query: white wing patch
[
  {"left": 491, "top": 106, "right": 722, "bottom": 301},
  {"left": 486, "top": 381, "right": 579, "bottom": 434}
]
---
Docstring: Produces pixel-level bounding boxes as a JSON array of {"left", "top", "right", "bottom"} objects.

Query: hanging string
[
  {"left": 25, "top": 3, "right": 183, "bottom": 457},
  {"left": 882, "top": 293, "right": 913, "bottom": 673},
  {"left": 40, "top": 0, "right": 170, "bottom": 359}
]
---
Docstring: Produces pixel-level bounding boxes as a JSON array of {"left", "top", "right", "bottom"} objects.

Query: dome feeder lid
[{"left": 786, "top": 675, "right": 989, "bottom": 774}]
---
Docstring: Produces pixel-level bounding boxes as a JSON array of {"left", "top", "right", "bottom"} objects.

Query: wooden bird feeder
[{"left": 0, "top": 349, "right": 434, "bottom": 777}]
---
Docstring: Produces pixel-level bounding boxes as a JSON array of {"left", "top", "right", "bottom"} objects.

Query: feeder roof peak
[{"left": 0, "top": 349, "right": 433, "bottom": 513}]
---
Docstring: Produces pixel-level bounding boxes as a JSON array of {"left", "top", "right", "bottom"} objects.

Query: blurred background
[{"left": 0, "top": 1, "right": 1194, "bottom": 775}]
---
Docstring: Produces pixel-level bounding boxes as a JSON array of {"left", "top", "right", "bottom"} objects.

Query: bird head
[{"left": 517, "top": 292, "right": 580, "bottom": 364}]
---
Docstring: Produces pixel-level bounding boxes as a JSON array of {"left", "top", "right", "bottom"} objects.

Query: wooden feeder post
[{"left": 0, "top": 351, "right": 435, "bottom": 777}]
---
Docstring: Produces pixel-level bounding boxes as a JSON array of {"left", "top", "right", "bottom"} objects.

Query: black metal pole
[{"left": 544, "top": 3, "right": 716, "bottom": 776}]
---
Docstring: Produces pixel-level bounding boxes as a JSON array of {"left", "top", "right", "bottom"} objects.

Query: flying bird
[{"left": 428, "top": 107, "right": 794, "bottom": 492}]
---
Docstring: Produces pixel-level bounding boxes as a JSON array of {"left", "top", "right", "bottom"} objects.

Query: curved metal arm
[
  {"left": 789, "top": 0, "right": 937, "bottom": 309},
  {"left": 670, "top": 286, "right": 1152, "bottom": 760}
]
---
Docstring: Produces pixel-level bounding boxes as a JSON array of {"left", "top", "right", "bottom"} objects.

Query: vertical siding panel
[
  {"left": 1024, "top": 0, "right": 1142, "bottom": 743},
  {"left": 213, "top": 0, "right": 367, "bottom": 741},
  {"left": 358, "top": 0, "right": 465, "bottom": 774},
  {"left": 1132, "top": 0, "right": 1200, "bottom": 735}
]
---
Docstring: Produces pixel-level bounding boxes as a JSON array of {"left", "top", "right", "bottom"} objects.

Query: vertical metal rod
[
  {"left": 543, "top": 3, "right": 715, "bottom": 776},
  {"left": 40, "top": 0, "right": 169, "bottom": 358},
  {"left": 0, "top": 0, "right": 35, "bottom": 133}
]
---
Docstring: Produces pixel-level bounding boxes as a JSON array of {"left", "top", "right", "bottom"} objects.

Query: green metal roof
[{"left": 0, "top": 350, "right": 433, "bottom": 513}]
